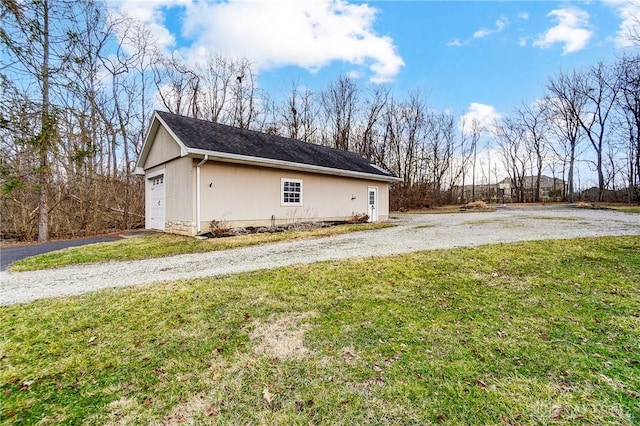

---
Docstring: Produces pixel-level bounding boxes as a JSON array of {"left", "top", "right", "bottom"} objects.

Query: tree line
[{"left": 1, "top": 0, "right": 639, "bottom": 241}]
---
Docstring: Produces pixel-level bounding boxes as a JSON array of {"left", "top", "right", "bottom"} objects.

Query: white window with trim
[{"left": 281, "top": 178, "right": 303, "bottom": 206}]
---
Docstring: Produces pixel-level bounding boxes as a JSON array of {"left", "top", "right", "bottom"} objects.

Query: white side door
[
  {"left": 367, "top": 186, "right": 378, "bottom": 222},
  {"left": 149, "top": 175, "right": 165, "bottom": 230}
]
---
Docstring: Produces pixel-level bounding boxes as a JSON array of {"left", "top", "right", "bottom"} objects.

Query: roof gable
[{"left": 136, "top": 111, "right": 398, "bottom": 181}]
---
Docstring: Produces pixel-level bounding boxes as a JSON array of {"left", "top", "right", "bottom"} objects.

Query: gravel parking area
[{"left": 1, "top": 205, "right": 638, "bottom": 305}]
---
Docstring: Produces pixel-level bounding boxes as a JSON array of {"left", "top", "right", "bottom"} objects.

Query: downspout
[{"left": 196, "top": 155, "right": 209, "bottom": 234}]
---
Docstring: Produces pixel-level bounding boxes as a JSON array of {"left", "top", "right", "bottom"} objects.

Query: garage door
[{"left": 149, "top": 175, "right": 165, "bottom": 230}]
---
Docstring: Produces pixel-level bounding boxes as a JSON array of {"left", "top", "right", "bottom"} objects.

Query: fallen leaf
[
  {"left": 204, "top": 405, "right": 219, "bottom": 416},
  {"left": 373, "top": 364, "right": 384, "bottom": 373},
  {"left": 143, "top": 397, "right": 153, "bottom": 407},
  {"left": 341, "top": 349, "right": 356, "bottom": 359},
  {"left": 476, "top": 379, "right": 487, "bottom": 390},
  {"left": 500, "top": 414, "right": 516, "bottom": 425},
  {"left": 551, "top": 405, "right": 564, "bottom": 419},
  {"left": 88, "top": 336, "right": 96, "bottom": 343}
]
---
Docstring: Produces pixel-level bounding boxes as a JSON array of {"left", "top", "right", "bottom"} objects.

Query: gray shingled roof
[{"left": 157, "top": 111, "right": 395, "bottom": 179}]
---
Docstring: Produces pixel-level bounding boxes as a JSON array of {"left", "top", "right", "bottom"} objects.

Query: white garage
[{"left": 136, "top": 111, "right": 400, "bottom": 235}]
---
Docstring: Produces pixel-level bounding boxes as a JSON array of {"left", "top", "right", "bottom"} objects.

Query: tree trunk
[
  {"left": 568, "top": 143, "right": 576, "bottom": 203},
  {"left": 38, "top": 0, "right": 50, "bottom": 242}
]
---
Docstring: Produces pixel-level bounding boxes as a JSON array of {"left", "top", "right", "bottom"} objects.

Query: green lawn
[
  {"left": 2, "top": 236, "right": 639, "bottom": 425},
  {"left": 607, "top": 205, "right": 640, "bottom": 214},
  {"left": 8, "top": 222, "right": 393, "bottom": 272}
]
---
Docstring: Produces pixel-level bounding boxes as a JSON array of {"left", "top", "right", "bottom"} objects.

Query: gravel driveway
[{"left": 1, "top": 205, "right": 638, "bottom": 306}]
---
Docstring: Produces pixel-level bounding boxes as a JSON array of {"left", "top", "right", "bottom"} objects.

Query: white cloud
[
  {"left": 108, "top": 0, "right": 185, "bottom": 52},
  {"left": 460, "top": 103, "right": 502, "bottom": 135},
  {"left": 473, "top": 16, "right": 510, "bottom": 39},
  {"left": 519, "top": 36, "right": 528, "bottom": 47},
  {"left": 518, "top": 12, "right": 529, "bottom": 21},
  {"left": 172, "top": 0, "right": 404, "bottom": 83},
  {"left": 602, "top": 0, "right": 640, "bottom": 47},
  {"left": 533, "top": 8, "right": 593, "bottom": 55},
  {"left": 447, "top": 39, "right": 464, "bottom": 47}
]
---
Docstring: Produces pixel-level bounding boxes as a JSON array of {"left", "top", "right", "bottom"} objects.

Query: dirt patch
[{"left": 249, "top": 312, "right": 316, "bottom": 359}]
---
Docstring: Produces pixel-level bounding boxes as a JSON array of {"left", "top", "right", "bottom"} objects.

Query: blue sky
[{"left": 115, "top": 0, "right": 640, "bottom": 128}]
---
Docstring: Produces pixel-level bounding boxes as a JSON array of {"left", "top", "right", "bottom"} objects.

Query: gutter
[{"left": 196, "top": 155, "right": 209, "bottom": 234}]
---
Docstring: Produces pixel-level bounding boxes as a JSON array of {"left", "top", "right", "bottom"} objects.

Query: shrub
[
  {"left": 348, "top": 213, "right": 369, "bottom": 223},
  {"left": 209, "top": 219, "right": 231, "bottom": 237}
]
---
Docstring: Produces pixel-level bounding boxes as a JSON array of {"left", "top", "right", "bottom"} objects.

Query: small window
[
  {"left": 150, "top": 175, "right": 164, "bottom": 186},
  {"left": 281, "top": 178, "right": 303, "bottom": 206}
]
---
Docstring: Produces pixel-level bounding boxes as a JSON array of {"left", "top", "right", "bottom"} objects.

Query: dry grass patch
[
  {"left": 157, "top": 392, "right": 212, "bottom": 426},
  {"left": 249, "top": 312, "right": 316, "bottom": 359},
  {"left": 466, "top": 200, "right": 489, "bottom": 209},
  {"left": 104, "top": 398, "right": 140, "bottom": 426}
]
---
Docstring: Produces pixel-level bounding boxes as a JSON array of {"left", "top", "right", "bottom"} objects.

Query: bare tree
[
  {"left": 421, "top": 111, "right": 456, "bottom": 200},
  {"left": 515, "top": 100, "right": 549, "bottom": 202},
  {"left": 546, "top": 70, "right": 588, "bottom": 203},
  {"left": 154, "top": 54, "right": 200, "bottom": 118},
  {"left": 280, "top": 80, "right": 318, "bottom": 142},
  {"left": 321, "top": 75, "right": 359, "bottom": 151},
  {"left": 0, "top": 0, "right": 84, "bottom": 240},
  {"left": 494, "top": 116, "right": 529, "bottom": 202},
  {"left": 198, "top": 54, "right": 235, "bottom": 123},
  {"left": 578, "top": 62, "right": 619, "bottom": 201},
  {"left": 228, "top": 59, "right": 258, "bottom": 129},
  {"left": 356, "top": 86, "right": 388, "bottom": 161},
  {"left": 456, "top": 116, "right": 474, "bottom": 203},
  {"left": 458, "top": 118, "right": 483, "bottom": 202},
  {"left": 615, "top": 54, "right": 640, "bottom": 204},
  {"left": 100, "top": 15, "right": 158, "bottom": 227}
]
